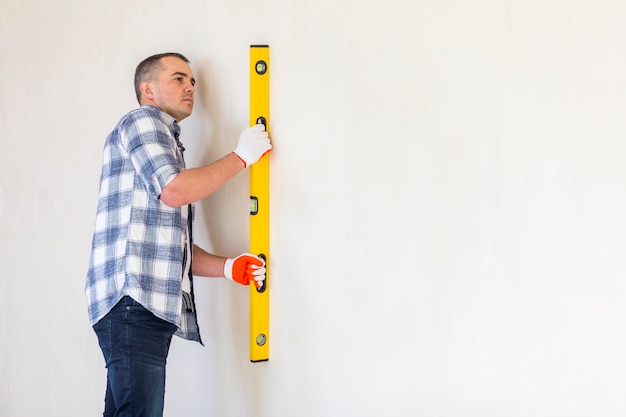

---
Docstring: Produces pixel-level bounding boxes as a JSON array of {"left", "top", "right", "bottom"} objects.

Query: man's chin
[{"left": 175, "top": 108, "right": 193, "bottom": 122}]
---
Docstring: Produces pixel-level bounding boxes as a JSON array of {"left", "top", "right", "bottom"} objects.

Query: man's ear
[{"left": 140, "top": 81, "right": 154, "bottom": 101}]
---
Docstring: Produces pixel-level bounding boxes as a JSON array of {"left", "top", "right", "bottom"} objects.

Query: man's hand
[
  {"left": 233, "top": 124, "right": 272, "bottom": 167},
  {"left": 224, "top": 253, "right": 266, "bottom": 288}
]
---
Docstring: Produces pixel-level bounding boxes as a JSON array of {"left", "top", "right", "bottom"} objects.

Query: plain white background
[{"left": 2, "top": 0, "right": 626, "bottom": 416}]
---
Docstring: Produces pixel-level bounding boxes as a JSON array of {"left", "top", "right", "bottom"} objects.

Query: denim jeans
[{"left": 93, "top": 296, "right": 178, "bottom": 417}]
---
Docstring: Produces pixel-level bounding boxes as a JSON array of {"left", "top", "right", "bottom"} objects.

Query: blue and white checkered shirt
[{"left": 86, "top": 105, "right": 202, "bottom": 343}]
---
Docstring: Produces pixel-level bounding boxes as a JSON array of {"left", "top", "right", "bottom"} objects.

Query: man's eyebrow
[{"left": 171, "top": 71, "right": 196, "bottom": 85}]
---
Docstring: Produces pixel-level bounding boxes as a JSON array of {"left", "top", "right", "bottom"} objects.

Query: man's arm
[
  {"left": 160, "top": 124, "right": 271, "bottom": 208},
  {"left": 191, "top": 244, "right": 227, "bottom": 277},
  {"left": 160, "top": 152, "right": 243, "bottom": 208}
]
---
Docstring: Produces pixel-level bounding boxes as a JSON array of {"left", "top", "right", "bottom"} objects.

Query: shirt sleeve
[{"left": 118, "top": 111, "right": 181, "bottom": 199}]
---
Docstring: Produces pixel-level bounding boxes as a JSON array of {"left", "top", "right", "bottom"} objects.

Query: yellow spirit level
[{"left": 249, "top": 45, "right": 270, "bottom": 362}]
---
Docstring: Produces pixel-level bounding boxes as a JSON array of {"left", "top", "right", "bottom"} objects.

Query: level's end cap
[
  {"left": 250, "top": 358, "right": 269, "bottom": 363},
  {"left": 250, "top": 44, "right": 269, "bottom": 48}
]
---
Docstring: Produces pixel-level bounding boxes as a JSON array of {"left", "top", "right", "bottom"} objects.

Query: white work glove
[
  {"left": 224, "top": 253, "right": 266, "bottom": 289},
  {"left": 233, "top": 124, "right": 272, "bottom": 167}
]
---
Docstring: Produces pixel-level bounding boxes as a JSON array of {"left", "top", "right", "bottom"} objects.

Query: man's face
[{"left": 146, "top": 56, "right": 196, "bottom": 122}]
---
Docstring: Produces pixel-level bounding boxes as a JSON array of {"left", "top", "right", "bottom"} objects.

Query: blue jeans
[{"left": 93, "top": 296, "right": 178, "bottom": 417}]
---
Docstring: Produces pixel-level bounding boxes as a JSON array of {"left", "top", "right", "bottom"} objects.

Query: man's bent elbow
[{"left": 160, "top": 186, "right": 185, "bottom": 208}]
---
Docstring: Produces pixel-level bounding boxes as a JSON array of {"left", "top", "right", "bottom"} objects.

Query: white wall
[{"left": 2, "top": 0, "right": 626, "bottom": 416}]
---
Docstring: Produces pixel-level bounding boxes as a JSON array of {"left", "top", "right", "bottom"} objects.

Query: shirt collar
[
  {"left": 140, "top": 105, "right": 183, "bottom": 150},
  {"left": 141, "top": 105, "right": 179, "bottom": 131}
]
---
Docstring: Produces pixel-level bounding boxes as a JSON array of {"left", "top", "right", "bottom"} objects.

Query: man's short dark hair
[{"left": 134, "top": 52, "right": 190, "bottom": 103}]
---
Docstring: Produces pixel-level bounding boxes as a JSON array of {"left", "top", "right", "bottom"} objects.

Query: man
[{"left": 85, "top": 52, "right": 272, "bottom": 417}]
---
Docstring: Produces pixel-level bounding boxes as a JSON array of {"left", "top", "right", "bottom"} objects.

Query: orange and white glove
[{"left": 224, "top": 253, "right": 266, "bottom": 289}]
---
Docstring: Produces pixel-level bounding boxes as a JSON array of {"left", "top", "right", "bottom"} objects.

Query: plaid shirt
[{"left": 86, "top": 105, "right": 202, "bottom": 343}]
